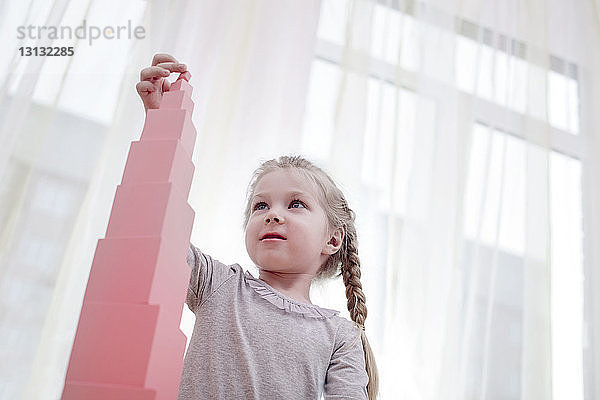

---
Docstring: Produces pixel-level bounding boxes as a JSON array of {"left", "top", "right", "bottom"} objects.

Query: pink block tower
[{"left": 61, "top": 79, "right": 197, "bottom": 400}]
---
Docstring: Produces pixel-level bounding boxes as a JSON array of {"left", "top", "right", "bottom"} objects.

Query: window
[{"left": 308, "top": 1, "right": 585, "bottom": 398}]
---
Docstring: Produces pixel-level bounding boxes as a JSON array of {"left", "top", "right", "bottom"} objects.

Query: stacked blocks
[{"left": 62, "top": 79, "right": 197, "bottom": 400}]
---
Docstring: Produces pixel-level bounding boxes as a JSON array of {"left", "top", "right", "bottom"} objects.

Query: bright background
[{"left": 1, "top": 0, "right": 600, "bottom": 399}]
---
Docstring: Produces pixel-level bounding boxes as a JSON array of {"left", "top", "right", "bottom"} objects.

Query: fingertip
[
  {"left": 178, "top": 71, "right": 192, "bottom": 82},
  {"left": 163, "top": 79, "right": 171, "bottom": 92}
]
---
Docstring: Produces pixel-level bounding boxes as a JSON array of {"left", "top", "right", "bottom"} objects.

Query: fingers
[
  {"left": 140, "top": 64, "right": 186, "bottom": 81},
  {"left": 152, "top": 53, "right": 178, "bottom": 66},
  {"left": 140, "top": 66, "right": 170, "bottom": 82},
  {"left": 136, "top": 81, "right": 155, "bottom": 96},
  {"left": 155, "top": 62, "right": 187, "bottom": 74},
  {"left": 138, "top": 54, "right": 189, "bottom": 110}
]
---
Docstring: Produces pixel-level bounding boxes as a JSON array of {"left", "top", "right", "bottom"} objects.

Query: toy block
[
  {"left": 145, "top": 314, "right": 189, "bottom": 399},
  {"left": 64, "top": 302, "right": 158, "bottom": 384},
  {"left": 63, "top": 301, "right": 186, "bottom": 388},
  {"left": 121, "top": 139, "right": 195, "bottom": 197},
  {"left": 62, "top": 382, "right": 157, "bottom": 400},
  {"left": 105, "top": 182, "right": 194, "bottom": 242},
  {"left": 161, "top": 90, "right": 194, "bottom": 114},
  {"left": 142, "top": 109, "right": 196, "bottom": 156},
  {"left": 62, "top": 79, "right": 197, "bottom": 399},
  {"left": 84, "top": 237, "right": 189, "bottom": 306},
  {"left": 170, "top": 78, "right": 193, "bottom": 95}
]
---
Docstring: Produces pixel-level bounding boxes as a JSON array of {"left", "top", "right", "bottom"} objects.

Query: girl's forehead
[{"left": 254, "top": 169, "right": 320, "bottom": 197}]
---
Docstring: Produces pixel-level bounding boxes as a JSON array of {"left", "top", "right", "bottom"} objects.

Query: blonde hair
[{"left": 242, "top": 155, "right": 379, "bottom": 399}]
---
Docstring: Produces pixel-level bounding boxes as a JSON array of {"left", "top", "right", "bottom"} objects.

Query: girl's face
[{"left": 245, "top": 169, "right": 335, "bottom": 276}]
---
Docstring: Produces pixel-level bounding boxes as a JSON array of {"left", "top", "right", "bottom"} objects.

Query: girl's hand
[{"left": 136, "top": 53, "right": 191, "bottom": 112}]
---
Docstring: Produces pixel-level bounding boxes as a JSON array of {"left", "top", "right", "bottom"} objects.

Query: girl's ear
[{"left": 324, "top": 228, "right": 344, "bottom": 255}]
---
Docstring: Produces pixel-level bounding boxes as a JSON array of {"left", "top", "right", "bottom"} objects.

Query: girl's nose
[{"left": 264, "top": 210, "right": 284, "bottom": 224}]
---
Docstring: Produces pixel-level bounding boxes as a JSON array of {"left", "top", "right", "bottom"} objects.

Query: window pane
[
  {"left": 301, "top": 59, "right": 341, "bottom": 163},
  {"left": 548, "top": 70, "right": 580, "bottom": 135},
  {"left": 550, "top": 151, "right": 584, "bottom": 400},
  {"left": 455, "top": 35, "right": 478, "bottom": 93},
  {"left": 361, "top": 77, "right": 435, "bottom": 217},
  {"left": 317, "top": 0, "right": 349, "bottom": 45},
  {"left": 371, "top": 3, "right": 402, "bottom": 64},
  {"left": 399, "top": 14, "right": 420, "bottom": 71},
  {"left": 464, "top": 124, "right": 526, "bottom": 256}
]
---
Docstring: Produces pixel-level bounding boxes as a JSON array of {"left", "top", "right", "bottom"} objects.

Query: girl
[{"left": 137, "top": 53, "right": 379, "bottom": 399}]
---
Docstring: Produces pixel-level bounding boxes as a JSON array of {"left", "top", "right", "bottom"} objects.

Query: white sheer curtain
[
  {"left": 2, "top": 0, "right": 600, "bottom": 399},
  {"left": 0, "top": 0, "right": 320, "bottom": 398},
  {"left": 304, "top": 0, "right": 600, "bottom": 399}
]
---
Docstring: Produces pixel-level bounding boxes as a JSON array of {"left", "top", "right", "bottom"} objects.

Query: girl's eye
[
  {"left": 253, "top": 202, "right": 267, "bottom": 211},
  {"left": 289, "top": 199, "right": 306, "bottom": 209}
]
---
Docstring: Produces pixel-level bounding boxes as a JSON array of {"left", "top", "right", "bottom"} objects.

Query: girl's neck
[{"left": 258, "top": 269, "right": 315, "bottom": 305}]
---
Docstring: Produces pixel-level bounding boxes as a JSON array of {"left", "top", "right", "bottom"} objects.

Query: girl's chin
[
  {"left": 256, "top": 264, "right": 302, "bottom": 275},
  {"left": 257, "top": 265, "right": 290, "bottom": 272},
  {"left": 255, "top": 257, "right": 286, "bottom": 268}
]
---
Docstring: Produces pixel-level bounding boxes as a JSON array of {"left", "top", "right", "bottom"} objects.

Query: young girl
[{"left": 137, "top": 53, "right": 379, "bottom": 399}]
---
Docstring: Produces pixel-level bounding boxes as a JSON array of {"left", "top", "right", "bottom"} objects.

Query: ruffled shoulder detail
[{"left": 244, "top": 271, "right": 340, "bottom": 319}]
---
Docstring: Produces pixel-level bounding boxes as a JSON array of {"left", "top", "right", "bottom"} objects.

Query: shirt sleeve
[
  {"left": 185, "top": 242, "right": 236, "bottom": 314},
  {"left": 323, "top": 319, "right": 369, "bottom": 399}
]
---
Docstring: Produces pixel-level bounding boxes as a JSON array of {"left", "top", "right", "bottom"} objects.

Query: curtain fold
[{"left": 1, "top": 0, "right": 599, "bottom": 399}]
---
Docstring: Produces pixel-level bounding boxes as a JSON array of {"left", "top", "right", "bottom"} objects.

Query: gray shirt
[{"left": 177, "top": 243, "right": 369, "bottom": 399}]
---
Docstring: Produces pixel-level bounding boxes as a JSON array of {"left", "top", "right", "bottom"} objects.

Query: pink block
[
  {"left": 62, "top": 79, "right": 197, "bottom": 399},
  {"left": 105, "top": 182, "right": 194, "bottom": 243},
  {"left": 84, "top": 237, "right": 189, "bottom": 306},
  {"left": 161, "top": 90, "right": 194, "bottom": 114},
  {"left": 170, "top": 78, "right": 193, "bottom": 95},
  {"left": 142, "top": 109, "right": 196, "bottom": 156},
  {"left": 64, "top": 301, "right": 187, "bottom": 390},
  {"left": 62, "top": 382, "right": 156, "bottom": 400},
  {"left": 121, "top": 140, "right": 195, "bottom": 197},
  {"left": 65, "top": 302, "right": 157, "bottom": 384},
  {"left": 145, "top": 313, "right": 189, "bottom": 399}
]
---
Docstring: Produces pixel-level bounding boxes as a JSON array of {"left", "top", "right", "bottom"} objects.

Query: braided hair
[{"left": 243, "top": 155, "right": 379, "bottom": 399}]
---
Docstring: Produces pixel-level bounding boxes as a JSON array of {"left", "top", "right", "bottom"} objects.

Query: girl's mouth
[{"left": 260, "top": 233, "right": 286, "bottom": 240}]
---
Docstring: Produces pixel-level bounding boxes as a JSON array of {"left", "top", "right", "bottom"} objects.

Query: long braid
[
  {"left": 340, "top": 221, "right": 379, "bottom": 400},
  {"left": 340, "top": 223, "right": 367, "bottom": 329}
]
